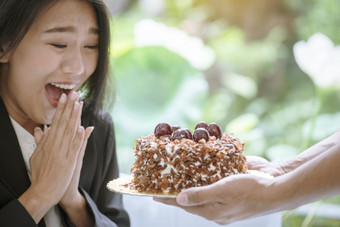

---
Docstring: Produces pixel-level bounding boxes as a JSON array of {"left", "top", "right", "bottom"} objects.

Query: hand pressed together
[{"left": 18, "top": 91, "right": 94, "bottom": 224}]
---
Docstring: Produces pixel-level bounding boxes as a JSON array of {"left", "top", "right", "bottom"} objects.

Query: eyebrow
[{"left": 44, "top": 26, "right": 99, "bottom": 35}]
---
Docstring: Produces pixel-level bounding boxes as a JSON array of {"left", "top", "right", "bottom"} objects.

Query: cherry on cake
[{"left": 130, "top": 121, "right": 248, "bottom": 193}]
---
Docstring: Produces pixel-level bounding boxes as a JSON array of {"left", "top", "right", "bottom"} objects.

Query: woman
[{"left": 0, "top": 0, "right": 129, "bottom": 226}]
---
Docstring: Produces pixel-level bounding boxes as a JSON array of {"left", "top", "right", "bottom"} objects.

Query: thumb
[
  {"left": 177, "top": 185, "right": 216, "bottom": 206},
  {"left": 34, "top": 127, "right": 44, "bottom": 144}
]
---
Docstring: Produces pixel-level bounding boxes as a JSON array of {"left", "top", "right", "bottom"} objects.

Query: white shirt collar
[{"left": 9, "top": 116, "right": 36, "bottom": 174}]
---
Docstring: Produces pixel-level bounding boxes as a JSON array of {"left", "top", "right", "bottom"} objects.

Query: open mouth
[{"left": 45, "top": 82, "right": 76, "bottom": 107}]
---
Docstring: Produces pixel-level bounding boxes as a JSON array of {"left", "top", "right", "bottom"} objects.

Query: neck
[
  {"left": 0, "top": 95, "right": 41, "bottom": 135},
  {"left": 0, "top": 67, "right": 41, "bottom": 135}
]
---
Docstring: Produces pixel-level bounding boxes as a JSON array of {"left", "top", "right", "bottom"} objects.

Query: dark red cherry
[
  {"left": 172, "top": 128, "right": 192, "bottom": 141},
  {"left": 186, "top": 129, "right": 193, "bottom": 140},
  {"left": 193, "top": 128, "right": 210, "bottom": 142},
  {"left": 207, "top": 122, "right": 222, "bottom": 139},
  {"left": 171, "top": 125, "right": 181, "bottom": 133},
  {"left": 154, "top": 123, "right": 172, "bottom": 138},
  {"left": 195, "top": 121, "right": 209, "bottom": 130}
]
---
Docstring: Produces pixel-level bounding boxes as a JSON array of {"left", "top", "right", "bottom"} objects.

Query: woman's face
[{"left": 0, "top": 0, "right": 99, "bottom": 130}]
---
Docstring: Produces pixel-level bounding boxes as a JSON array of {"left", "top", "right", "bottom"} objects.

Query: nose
[{"left": 61, "top": 47, "right": 85, "bottom": 76}]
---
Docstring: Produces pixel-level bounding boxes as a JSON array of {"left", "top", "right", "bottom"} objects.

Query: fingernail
[
  {"left": 34, "top": 127, "right": 41, "bottom": 131},
  {"left": 70, "top": 91, "right": 78, "bottom": 101},
  {"left": 74, "top": 102, "right": 79, "bottom": 110},
  {"left": 177, "top": 194, "right": 188, "bottom": 205},
  {"left": 78, "top": 126, "right": 84, "bottom": 133},
  {"left": 59, "top": 93, "right": 67, "bottom": 103},
  {"left": 87, "top": 126, "right": 94, "bottom": 138}
]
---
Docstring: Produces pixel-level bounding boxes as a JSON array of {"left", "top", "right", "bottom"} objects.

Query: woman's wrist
[
  {"left": 18, "top": 187, "right": 55, "bottom": 223},
  {"left": 280, "top": 131, "right": 340, "bottom": 174},
  {"left": 59, "top": 191, "right": 84, "bottom": 211},
  {"left": 59, "top": 192, "right": 94, "bottom": 227},
  {"left": 268, "top": 144, "right": 340, "bottom": 212}
]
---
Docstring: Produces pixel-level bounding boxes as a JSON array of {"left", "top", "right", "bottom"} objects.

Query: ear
[{"left": 0, "top": 47, "right": 10, "bottom": 63}]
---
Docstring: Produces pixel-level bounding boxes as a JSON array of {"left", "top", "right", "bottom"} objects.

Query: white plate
[
  {"left": 107, "top": 170, "right": 273, "bottom": 198},
  {"left": 107, "top": 175, "right": 178, "bottom": 198}
]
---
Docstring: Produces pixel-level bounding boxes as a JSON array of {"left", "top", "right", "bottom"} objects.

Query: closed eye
[
  {"left": 85, "top": 45, "right": 98, "bottom": 49},
  {"left": 50, "top": 43, "right": 67, "bottom": 49}
]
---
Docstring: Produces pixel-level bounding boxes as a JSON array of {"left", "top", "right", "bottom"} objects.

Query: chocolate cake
[{"left": 130, "top": 121, "right": 248, "bottom": 193}]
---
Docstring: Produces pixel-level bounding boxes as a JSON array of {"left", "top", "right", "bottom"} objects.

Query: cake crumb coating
[{"left": 131, "top": 133, "right": 248, "bottom": 193}]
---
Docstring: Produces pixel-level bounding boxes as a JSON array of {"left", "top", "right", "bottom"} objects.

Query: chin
[
  {"left": 44, "top": 115, "right": 53, "bottom": 125},
  {"left": 42, "top": 110, "right": 56, "bottom": 125}
]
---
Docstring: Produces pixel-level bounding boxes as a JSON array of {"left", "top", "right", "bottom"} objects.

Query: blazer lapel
[
  {"left": 0, "top": 97, "right": 31, "bottom": 198},
  {"left": 0, "top": 98, "right": 48, "bottom": 226}
]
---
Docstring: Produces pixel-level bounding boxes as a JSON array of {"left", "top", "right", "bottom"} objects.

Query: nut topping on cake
[{"left": 131, "top": 121, "right": 248, "bottom": 193}]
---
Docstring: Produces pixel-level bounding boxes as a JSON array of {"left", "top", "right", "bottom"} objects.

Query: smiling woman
[{"left": 0, "top": 0, "right": 129, "bottom": 226}]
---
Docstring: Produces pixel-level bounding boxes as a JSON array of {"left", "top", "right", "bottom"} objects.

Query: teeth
[{"left": 51, "top": 82, "right": 76, "bottom": 90}]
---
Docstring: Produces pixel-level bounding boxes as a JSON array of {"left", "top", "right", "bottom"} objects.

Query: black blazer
[{"left": 0, "top": 98, "right": 130, "bottom": 227}]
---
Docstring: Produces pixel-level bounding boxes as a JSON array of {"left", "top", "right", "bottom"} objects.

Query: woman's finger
[
  {"left": 34, "top": 127, "right": 44, "bottom": 145},
  {"left": 77, "top": 126, "right": 94, "bottom": 161},
  {"left": 84, "top": 126, "right": 94, "bottom": 141},
  {"left": 57, "top": 91, "right": 79, "bottom": 134},
  {"left": 176, "top": 184, "right": 218, "bottom": 206},
  {"left": 48, "top": 91, "right": 79, "bottom": 145},
  {"left": 43, "top": 125, "right": 50, "bottom": 135},
  {"left": 48, "top": 93, "right": 68, "bottom": 133},
  {"left": 59, "top": 126, "right": 94, "bottom": 206},
  {"left": 68, "top": 126, "right": 85, "bottom": 159},
  {"left": 71, "top": 126, "right": 93, "bottom": 174}
]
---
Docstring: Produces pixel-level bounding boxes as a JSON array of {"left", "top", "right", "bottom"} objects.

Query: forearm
[
  {"left": 279, "top": 130, "right": 340, "bottom": 173},
  {"left": 60, "top": 193, "right": 94, "bottom": 227},
  {"left": 271, "top": 142, "right": 340, "bottom": 211}
]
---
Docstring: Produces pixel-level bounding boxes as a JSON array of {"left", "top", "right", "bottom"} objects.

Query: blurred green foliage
[
  {"left": 111, "top": 46, "right": 207, "bottom": 168},
  {"left": 292, "top": 0, "right": 340, "bottom": 45},
  {"left": 107, "top": 0, "right": 340, "bottom": 226}
]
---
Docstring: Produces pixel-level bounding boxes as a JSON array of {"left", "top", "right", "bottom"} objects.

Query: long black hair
[{"left": 0, "top": 0, "right": 112, "bottom": 117}]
